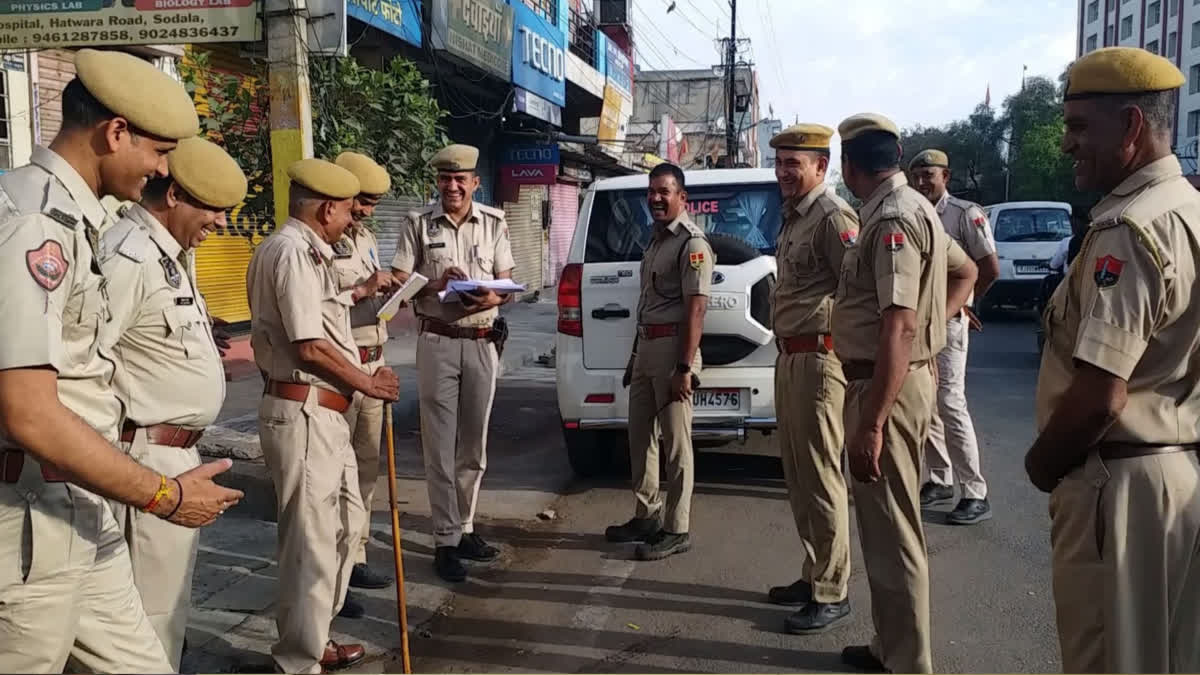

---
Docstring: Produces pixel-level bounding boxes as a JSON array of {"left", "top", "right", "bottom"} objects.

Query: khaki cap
[
  {"left": 335, "top": 151, "right": 391, "bottom": 196},
  {"left": 74, "top": 49, "right": 199, "bottom": 140},
  {"left": 837, "top": 113, "right": 900, "bottom": 142},
  {"left": 1065, "top": 47, "right": 1185, "bottom": 100},
  {"left": 168, "top": 137, "right": 247, "bottom": 209},
  {"left": 770, "top": 123, "right": 834, "bottom": 151},
  {"left": 430, "top": 144, "right": 479, "bottom": 172},
  {"left": 909, "top": 149, "right": 949, "bottom": 170},
  {"left": 287, "top": 158, "right": 360, "bottom": 200}
]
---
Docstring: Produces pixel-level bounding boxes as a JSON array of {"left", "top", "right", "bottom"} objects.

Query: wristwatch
[{"left": 675, "top": 363, "right": 691, "bottom": 375}]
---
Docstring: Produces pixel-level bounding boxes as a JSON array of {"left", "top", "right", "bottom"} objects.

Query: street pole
[
  {"left": 266, "top": 0, "right": 314, "bottom": 225},
  {"left": 725, "top": 0, "right": 737, "bottom": 166}
]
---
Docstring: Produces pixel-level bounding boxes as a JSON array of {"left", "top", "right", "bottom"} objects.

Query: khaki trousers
[
  {"left": 110, "top": 430, "right": 202, "bottom": 671},
  {"left": 259, "top": 390, "right": 363, "bottom": 674},
  {"left": 925, "top": 315, "right": 987, "bottom": 499},
  {"left": 344, "top": 368, "right": 385, "bottom": 565},
  {"left": 0, "top": 456, "right": 171, "bottom": 674},
  {"left": 845, "top": 365, "right": 934, "bottom": 674},
  {"left": 775, "top": 350, "right": 850, "bottom": 603},
  {"left": 627, "top": 336, "right": 699, "bottom": 534},
  {"left": 1050, "top": 450, "right": 1200, "bottom": 673},
  {"left": 416, "top": 332, "right": 498, "bottom": 548}
]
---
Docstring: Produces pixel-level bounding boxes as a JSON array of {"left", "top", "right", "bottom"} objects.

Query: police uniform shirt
[
  {"left": 101, "top": 204, "right": 226, "bottom": 429},
  {"left": 833, "top": 172, "right": 970, "bottom": 364},
  {"left": 247, "top": 218, "right": 359, "bottom": 394},
  {"left": 637, "top": 213, "right": 715, "bottom": 324},
  {"left": 391, "top": 201, "right": 515, "bottom": 327},
  {"left": 331, "top": 224, "right": 387, "bottom": 348},
  {"left": 0, "top": 146, "right": 122, "bottom": 441},
  {"left": 934, "top": 191, "right": 996, "bottom": 261},
  {"left": 773, "top": 184, "right": 860, "bottom": 336},
  {"left": 1036, "top": 155, "right": 1200, "bottom": 445}
]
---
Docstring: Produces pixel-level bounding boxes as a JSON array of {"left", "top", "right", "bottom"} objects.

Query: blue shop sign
[
  {"left": 605, "top": 38, "right": 631, "bottom": 98},
  {"left": 348, "top": 0, "right": 422, "bottom": 47},
  {"left": 503, "top": 142, "right": 559, "bottom": 165},
  {"left": 509, "top": 0, "right": 566, "bottom": 107}
]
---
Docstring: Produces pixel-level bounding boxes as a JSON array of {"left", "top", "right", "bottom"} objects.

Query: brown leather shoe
[{"left": 320, "top": 641, "right": 365, "bottom": 672}]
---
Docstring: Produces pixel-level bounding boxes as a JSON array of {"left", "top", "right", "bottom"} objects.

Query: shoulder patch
[
  {"left": 1093, "top": 254, "right": 1125, "bottom": 288},
  {"left": 688, "top": 250, "right": 707, "bottom": 270},
  {"left": 883, "top": 231, "right": 905, "bottom": 252},
  {"left": 26, "top": 239, "right": 68, "bottom": 291}
]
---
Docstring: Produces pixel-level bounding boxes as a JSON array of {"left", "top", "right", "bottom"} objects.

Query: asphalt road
[{"left": 389, "top": 311, "right": 1062, "bottom": 674}]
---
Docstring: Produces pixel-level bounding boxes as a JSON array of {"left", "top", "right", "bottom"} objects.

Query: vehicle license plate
[
  {"left": 1015, "top": 260, "right": 1050, "bottom": 274},
  {"left": 692, "top": 389, "right": 741, "bottom": 410}
]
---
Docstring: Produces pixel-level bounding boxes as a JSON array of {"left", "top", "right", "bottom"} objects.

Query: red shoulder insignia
[
  {"left": 883, "top": 232, "right": 905, "bottom": 252},
  {"left": 26, "top": 240, "right": 68, "bottom": 291},
  {"left": 1094, "top": 255, "right": 1124, "bottom": 288}
]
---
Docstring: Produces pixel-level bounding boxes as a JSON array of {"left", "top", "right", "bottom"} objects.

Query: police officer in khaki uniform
[
  {"left": 0, "top": 49, "right": 242, "bottom": 673},
  {"left": 605, "top": 162, "right": 714, "bottom": 562},
  {"left": 832, "top": 113, "right": 977, "bottom": 673},
  {"left": 329, "top": 151, "right": 397, "bottom": 613},
  {"left": 101, "top": 137, "right": 248, "bottom": 670},
  {"left": 391, "top": 144, "right": 515, "bottom": 582},
  {"left": 1026, "top": 47, "right": 1200, "bottom": 673},
  {"left": 909, "top": 149, "right": 1000, "bottom": 525},
  {"left": 247, "top": 159, "right": 400, "bottom": 674},
  {"left": 763, "top": 124, "right": 858, "bottom": 633}
]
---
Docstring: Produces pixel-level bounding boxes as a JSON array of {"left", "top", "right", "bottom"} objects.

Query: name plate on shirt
[
  {"left": 350, "top": 296, "right": 386, "bottom": 327},
  {"left": 175, "top": 297, "right": 195, "bottom": 306}
]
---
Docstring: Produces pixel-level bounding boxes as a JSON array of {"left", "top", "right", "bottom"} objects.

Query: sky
[{"left": 628, "top": 0, "right": 1079, "bottom": 163}]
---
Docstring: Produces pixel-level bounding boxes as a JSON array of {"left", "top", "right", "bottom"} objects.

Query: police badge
[
  {"left": 427, "top": 220, "right": 441, "bottom": 238},
  {"left": 333, "top": 238, "right": 353, "bottom": 258},
  {"left": 159, "top": 255, "right": 182, "bottom": 289}
]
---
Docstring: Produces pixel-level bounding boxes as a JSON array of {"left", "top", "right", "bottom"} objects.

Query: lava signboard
[{"left": 0, "top": 0, "right": 260, "bottom": 48}]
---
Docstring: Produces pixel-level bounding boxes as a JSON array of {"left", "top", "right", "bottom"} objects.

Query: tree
[
  {"left": 901, "top": 104, "right": 1007, "bottom": 204},
  {"left": 1010, "top": 114, "right": 1075, "bottom": 201},
  {"left": 310, "top": 55, "right": 449, "bottom": 199}
]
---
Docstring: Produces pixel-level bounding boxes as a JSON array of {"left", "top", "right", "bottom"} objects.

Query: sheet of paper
[
  {"left": 375, "top": 272, "right": 428, "bottom": 321},
  {"left": 438, "top": 278, "right": 526, "bottom": 303}
]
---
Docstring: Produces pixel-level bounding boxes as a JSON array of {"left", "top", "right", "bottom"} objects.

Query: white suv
[
  {"left": 555, "top": 168, "right": 782, "bottom": 477},
  {"left": 978, "top": 200, "right": 1072, "bottom": 313}
]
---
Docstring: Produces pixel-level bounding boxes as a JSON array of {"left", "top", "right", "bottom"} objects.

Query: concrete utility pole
[
  {"left": 266, "top": 0, "right": 314, "bottom": 225},
  {"left": 725, "top": 0, "right": 737, "bottom": 166}
]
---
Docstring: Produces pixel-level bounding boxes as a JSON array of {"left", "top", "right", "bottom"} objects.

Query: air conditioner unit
[{"left": 597, "top": 0, "right": 630, "bottom": 26}]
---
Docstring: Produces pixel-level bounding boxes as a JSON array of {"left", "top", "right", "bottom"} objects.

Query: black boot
[
  {"left": 458, "top": 533, "right": 500, "bottom": 562},
  {"left": 434, "top": 546, "right": 467, "bottom": 582},
  {"left": 634, "top": 531, "right": 691, "bottom": 560},
  {"left": 919, "top": 482, "right": 954, "bottom": 506},
  {"left": 767, "top": 578, "right": 813, "bottom": 606},
  {"left": 605, "top": 515, "right": 661, "bottom": 543},
  {"left": 784, "top": 599, "right": 850, "bottom": 634},
  {"left": 947, "top": 497, "right": 993, "bottom": 525},
  {"left": 349, "top": 562, "right": 393, "bottom": 589},
  {"left": 337, "top": 590, "right": 364, "bottom": 619}
]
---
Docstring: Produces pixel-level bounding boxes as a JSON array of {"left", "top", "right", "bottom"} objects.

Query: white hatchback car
[
  {"left": 978, "top": 200, "right": 1073, "bottom": 313},
  {"left": 555, "top": 168, "right": 782, "bottom": 477}
]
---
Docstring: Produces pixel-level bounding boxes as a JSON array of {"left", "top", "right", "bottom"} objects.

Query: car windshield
[
  {"left": 992, "top": 207, "right": 1072, "bottom": 243},
  {"left": 584, "top": 184, "right": 783, "bottom": 263}
]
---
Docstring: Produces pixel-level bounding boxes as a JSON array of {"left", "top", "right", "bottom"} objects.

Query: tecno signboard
[
  {"left": 500, "top": 141, "right": 557, "bottom": 185},
  {"left": 508, "top": 0, "right": 565, "bottom": 107}
]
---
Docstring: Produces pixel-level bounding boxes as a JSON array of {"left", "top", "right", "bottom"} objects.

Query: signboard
[
  {"left": 510, "top": 0, "right": 564, "bottom": 106},
  {"left": 604, "top": 38, "right": 632, "bottom": 98},
  {"left": 500, "top": 142, "right": 556, "bottom": 186},
  {"left": 348, "top": 0, "right": 421, "bottom": 47},
  {"left": 0, "top": 0, "right": 260, "bottom": 49},
  {"left": 503, "top": 141, "right": 559, "bottom": 165},
  {"left": 513, "top": 86, "right": 561, "bottom": 126},
  {"left": 597, "top": 83, "right": 623, "bottom": 141},
  {"left": 431, "top": 0, "right": 513, "bottom": 81}
]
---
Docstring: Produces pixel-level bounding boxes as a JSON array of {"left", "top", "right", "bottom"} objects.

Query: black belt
[{"left": 1096, "top": 442, "right": 1199, "bottom": 460}]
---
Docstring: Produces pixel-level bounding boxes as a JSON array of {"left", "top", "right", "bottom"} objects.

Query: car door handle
[{"left": 591, "top": 307, "right": 630, "bottom": 319}]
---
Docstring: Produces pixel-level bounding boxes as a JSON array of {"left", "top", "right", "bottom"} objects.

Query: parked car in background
[
  {"left": 978, "top": 201, "right": 1073, "bottom": 314},
  {"left": 555, "top": 169, "right": 781, "bottom": 477}
]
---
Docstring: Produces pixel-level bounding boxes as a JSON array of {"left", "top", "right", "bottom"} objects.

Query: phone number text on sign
[
  {"left": 0, "top": 0, "right": 259, "bottom": 49},
  {"left": 25, "top": 24, "right": 241, "bottom": 42}
]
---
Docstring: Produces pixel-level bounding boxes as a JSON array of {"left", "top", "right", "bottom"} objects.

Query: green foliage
[
  {"left": 902, "top": 103, "right": 1007, "bottom": 204},
  {"left": 1010, "top": 115, "right": 1076, "bottom": 202},
  {"left": 178, "top": 48, "right": 273, "bottom": 221},
  {"left": 310, "top": 55, "right": 449, "bottom": 199}
]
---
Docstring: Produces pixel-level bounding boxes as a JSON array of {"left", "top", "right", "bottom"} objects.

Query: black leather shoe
[
  {"left": 458, "top": 533, "right": 500, "bottom": 562},
  {"left": 947, "top": 497, "right": 992, "bottom": 525},
  {"left": 767, "top": 578, "right": 813, "bottom": 606},
  {"left": 435, "top": 546, "right": 467, "bottom": 582},
  {"left": 635, "top": 531, "right": 691, "bottom": 560},
  {"left": 337, "top": 590, "right": 364, "bottom": 619},
  {"left": 605, "top": 515, "right": 661, "bottom": 543},
  {"left": 784, "top": 599, "right": 850, "bottom": 634},
  {"left": 841, "top": 645, "right": 888, "bottom": 673},
  {"left": 919, "top": 482, "right": 954, "bottom": 506},
  {"left": 349, "top": 562, "right": 393, "bottom": 589}
]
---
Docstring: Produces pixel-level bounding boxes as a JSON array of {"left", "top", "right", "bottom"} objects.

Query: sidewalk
[{"left": 183, "top": 296, "right": 565, "bottom": 673}]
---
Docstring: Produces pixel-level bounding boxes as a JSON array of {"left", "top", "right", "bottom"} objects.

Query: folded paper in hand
[
  {"left": 374, "top": 273, "right": 428, "bottom": 321},
  {"left": 438, "top": 278, "right": 526, "bottom": 303}
]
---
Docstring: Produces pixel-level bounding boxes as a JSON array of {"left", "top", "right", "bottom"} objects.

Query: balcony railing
[{"left": 569, "top": 6, "right": 598, "bottom": 68}]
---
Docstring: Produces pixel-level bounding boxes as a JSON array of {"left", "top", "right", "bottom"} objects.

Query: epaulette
[
  {"left": 408, "top": 205, "right": 435, "bottom": 222},
  {"left": 100, "top": 218, "right": 150, "bottom": 264},
  {"left": 476, "top": 203, "right": 506, "bottom": 221},
  {"left": 680, "top": 220, "right": 706, "bottom": 239},
  {"left": 41, "top": 178, "right": 83, "bottom": 230},
  {"left": 877, "top": 194, "right": 903, "bottom": 221},
  {"left": 1098, "top": 215, "right": 1166, "bottom": 273}
]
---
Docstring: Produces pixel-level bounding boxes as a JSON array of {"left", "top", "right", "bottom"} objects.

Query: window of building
[
  {"left": 1087, "top": 33, "right": 1099, "bottom": 51},
  {"left": 1189, "top": 110, "right": 1200, "bottom": 137},
  {"left": 522, "top": 0, "right": 557, "bottom": 24},
  {"left": 1123, "top": 14, "right": 1135, "bottom": 38},
  {"left": 1169, "top": 31, "right": 1178, "bottom": 56},
  {"left": 0, "top": 74, "right": 9, "bottom": 171},
  {"left": 1149, "top": 2, "right": 1161, "bottom": 27},
  {"left": 1148, "top": 39, "right": 1160, "bottom": 53},
  {"left": 1193, "top": 20, "right": 1200, "bottom": 47},
  {"left": 1171, "top": 0, "right": 1179, "bottom": 17},
  {"left": 1088, "top": 0, "right": 1099, "bottom": 21},
  {"left": 1190, "top": 64, "right": 1200, "bottom": 93}
]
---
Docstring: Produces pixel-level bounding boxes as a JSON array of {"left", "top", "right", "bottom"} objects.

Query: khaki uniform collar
[
  {"left": 934, "top": 189, "right": 950, "bottom": 215},
  {"left": 1108, "top": 155, "right": 1182, "bottom": 199},
  {"left": 657, "top": 212, "right": 693, "bottom": 238},
  {"left": 30, "top": 146, "right": 107, "bottom": 228},
  {"left": 126, "top": 203, "right": 184, "bottom": 260},
  {"left": 860, "top": 172, "right": 908, "bottom": 223},
  {"left": 792, "top": 183, "right": 827, "bottom": 219},
  {"left": 283, "top": 218, "right": 336, "bottom": 261},
  {"left": 432, "top": 201, "right": 480, "bottom": 228}
]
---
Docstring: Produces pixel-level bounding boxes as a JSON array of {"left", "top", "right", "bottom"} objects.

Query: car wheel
[{"left": 564, "top": 429, "right": 626, "bottom": 478}]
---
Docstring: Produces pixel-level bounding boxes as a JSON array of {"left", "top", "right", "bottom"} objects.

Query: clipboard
[{"left": 375, "top": 273, "right": 428, "bottom": 321}]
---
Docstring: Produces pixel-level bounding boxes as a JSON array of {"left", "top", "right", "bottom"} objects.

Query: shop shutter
[
  {"left": 504, "top": 185, "right": 546, "bottom": 294},
  {"left": 195, "top": 225, "right": 261, "bottom": 325},
  {"left": 372, "top": 195, "right": 424, "bottom": 269},
  {"left": 547, "top": 181, "right": 579, "bottom": 287}
]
